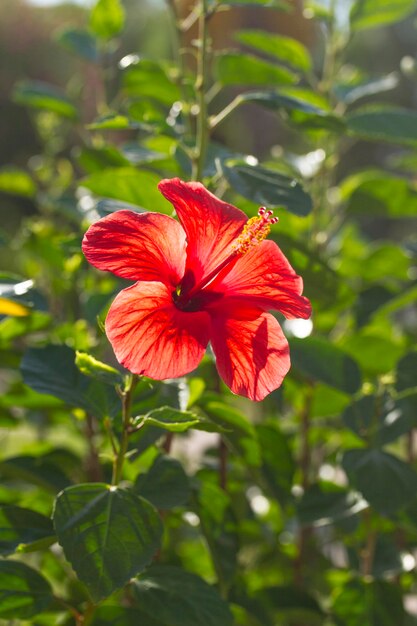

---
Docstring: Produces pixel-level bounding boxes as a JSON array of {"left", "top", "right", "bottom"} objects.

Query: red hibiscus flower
[{"left": 82, "top": 178, "right": 311, "bottom": 401}]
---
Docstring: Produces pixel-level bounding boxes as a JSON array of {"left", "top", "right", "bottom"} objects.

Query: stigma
[{"left": 232, "top": 207, "right": 279, "bottom": 255}]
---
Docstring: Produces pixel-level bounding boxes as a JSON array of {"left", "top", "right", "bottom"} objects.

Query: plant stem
[
  {"left": 192, "top": 0, "right": 210, "bottom": 181},
  {"left": 112, "top": 375, "right": 138, "bottom": 485}
]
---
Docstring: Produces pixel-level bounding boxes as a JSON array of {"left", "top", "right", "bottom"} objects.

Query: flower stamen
[{"left": 232, "top": 207, "right": 279, "bottom": 255}]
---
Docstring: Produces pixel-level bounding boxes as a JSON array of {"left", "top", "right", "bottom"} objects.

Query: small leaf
[
  {"left": 0, "top": 505, "right": 54, "bottom": 556},
  {"left": 81, "top": 167, "right": 173, "bottom": 213},
  {"left": 350, "top": 0, "right": 417, "bottom": 31},
  {"left": 221, "top": 162, "right": 312, "bottom": 216},
  {"left": 290, "top": 337, "right": 362, "bottom": 394},
  {"left": 88, "top": 114, "right": 146, "bottom": 131},
  {"left": 342, "top": 448, "right": 417, "bottom": 514},
  {"left": 90, "top": 0, "right": 125, "bottom": 40},
  {"left": 135, "top": 455, "right": 191, "bottom": 509},
  {"left": 122, "top": 59, "right": 181, "bottom": 106},
  {"left": 215, "top": 53, "right": 297, "bottom": 86},
  {"left": 56, "top": 27, "right": 98, "bottom": 61},
  {"left": 53, "top": 483, "right": 163, "bottom": 600},
  {"left": 347, "top": 108, "right": 417, "bottom": 146},
  {"left": 13, "top": 80, "right": 78, "bottom": 119},
  {"left": 0, "top": 560, "right": 53, "bottom": 619},
  {"left": 131, "top": 565, "right": 234, "bottom": 626},
  {"left": 135, "top": 406, "right": 203, "bottom": 433},
  {"left": 75, "top": 352, "right": 124, "bottom": 387},
  {"left": 235, "top": 30, "right": 312, "bottom": 72},
  {"left": 21, "top": 344, "right": 120, "bottom": 418},
  {"left": 0, "top": 168, "right": 36, "bottom": 198}
]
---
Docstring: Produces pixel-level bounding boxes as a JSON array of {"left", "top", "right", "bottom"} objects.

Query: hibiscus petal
[
  {"left": 210, "top": 304, "right": 290, "bottom": 401},
  {"left": 106, "top": 281, "right": 211, "bottom": 379},
  {"left": 82, "top": 210, "right": 186, "bottom": 286},
  {"left": 207, "top": 240, "right": 311, "bottom": 319},
  {"left": 158, "top": 178, "right": 247, "bottom": 289}
]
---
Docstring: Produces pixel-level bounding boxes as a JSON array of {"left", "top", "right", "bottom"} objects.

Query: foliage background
[{"left": 1, "top": 0, "right": 417, "bottom": 624}]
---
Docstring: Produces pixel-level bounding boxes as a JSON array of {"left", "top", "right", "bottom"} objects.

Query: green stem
[
  {"left": 192, "top": 0, "right": 210, "bottom": 181},
  {"left": 112, "top": 375, "right": 138, "bottom": 485}
]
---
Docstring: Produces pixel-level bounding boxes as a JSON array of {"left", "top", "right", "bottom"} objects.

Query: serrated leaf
[
  {"left": 21, "top": 344, "right": 120, "bottom": 418},
  {"left": 135, "top": 455, "right": 191, "bottom": 509},
  {"left": 53, "top": 483, "right": 163, "bottom": 600},
  {"left": 221, "top": 162, "right": 312, "bottom": 216},
  {"left": 0, "top": 560, "right": 53, "bottom": 619},
  {"left": 90, "top": 0, "right": 125, "bottom": 39},
  {"left": 13, "top": 80, "right": 78, "bottom": 119},
  {"left": 0, "top": 506, "right": 54, "bottom": 556},
  {"left": 235, "top": 30, "right": 312, "bottom": 72},
  {"left": 132, "top": 565, "right": 234, "bottom": 626},
  {"left": 350, "top": 0, "right": 417, "bottom": 31},
  {"left": 81, "top": 167, "right": 173, "bottom": 213},
  {"left": 342, "top": 448, "right": 417, "bottom": 514},
  {"left": 290, "top": 337, "right": 362, "bottom": 393},
  {"left": 347, "top": 108, "right": 417, "bottom": 146},
  {"left": 215, "top": 53, "right": 297, "bottom": 86}
]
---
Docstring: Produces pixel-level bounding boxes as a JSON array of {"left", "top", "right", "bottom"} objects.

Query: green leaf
[
  {"left": 0, "top": 561, "right": 53, "bottom": 619},
  {"left": 341, "top": 170, "right": 417, "bottom": 217},
  {"left": 132, "top": 565, "right": 234, "bottom": 626},
  {"left": 53, "top": 483, "right": 163, "bottom": 601},
  {"left": 87, "top": 114, "right": 146, "bottom": 131},
  {"left": 0, "top": 505, "right": 54, "bottom": 555},
  {"left": 342, "top": 333, "right": 404, "bottom": 376},
  {"left": 396, "top": 352, "right": 417, "bottom": 392},
  {"left": 217, "top": 0, "right": 290, "bottom": 6},
  {"left": 75, "top": 352, "right": 124, "bottom": 387},
  {"left": 0, "top": 168, "right": 36, "bottom": 198},
  {"left": 235, "top": 30, "right": 312, "bottom": 72},
  {"left": 134, "top": 406, "right": 203, "bottom": 433},
  {"left": 13, "top": 80, "right": 78, "bottom": 119},
  {"left": 257, "top": 423, "right": 295, "bottom": 503},
  {"left": 350, "top": 0, "right": 417, "bottom": 31},
  {"left": 90, "top": 0, "right": 125, "bottom": 40},
  {"left": 334, "top": 73, "right": 399, "bottom": 105},
  {"left": 221, "top": 162, "right": 312, "bottom": 216},
  {"left": 21, "top": 344, "right": 120, "bottom": 419},
  {"left": 342, "top": 448, "right": 417, "bottom": 514},
  {"left": 0, "top": 452, "right": 73, "bottom": 492},
  {"left": 91, "top": 606, "right": 165, "bottom": 626},
  {"left": 122, "top": 59, "right": 181, "bottom": 106},
  {"left": 215, "top": 53, "right": 297, "bottom": 86},
  {"left": 290, "top": 337, "right": 362, "bottom": 394},
  {"left": 255, "top": 585, "right": 324, "bottom": 622},
  {"left": 55, "top": 27, "right": 98, "bottom": 61},
  {"left": 81, "top": 167, "right": 173, "bottom": 214},
  {"left": 347, "top": 108, "right": 417, "bottom": 146},
  {"left": 297, "top": 483, "right": 366, "bottom": 527},
  {"left": 135, "top": 455, "right": 191, "bottom": 509},
  {"left": 332, "top": 579, "right": 405, "bottom": 626}
]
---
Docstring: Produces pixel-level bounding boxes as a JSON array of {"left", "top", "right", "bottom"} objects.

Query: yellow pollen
[{"left": 232, "top": 207, "right": 278, "bottom": 255}]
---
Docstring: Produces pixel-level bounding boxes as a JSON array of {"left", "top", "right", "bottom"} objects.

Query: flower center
[{"left": 173, "top": 207, "right": 278, "bottom": 311}]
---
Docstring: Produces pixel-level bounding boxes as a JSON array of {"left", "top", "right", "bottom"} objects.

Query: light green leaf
[
  {"left": 90, "top": 0, "right": 125, "bottom": 40},
  {"left": 235, "top": 30, "right": 312, "bottom": 72},
  {"left": 0, "top": 560, "right": 53, "bottom": 619},
  {"left": 134, "top": 406, "right": 203, "bottom": 433},
  {"left": 81, "top": 167, "right": 173, "bottom": 213},
  {"left": 75, "top": 352, "right": 124, "bottom": 387},
  {"left": 215, "top": 53, "right": 297, "bottom": 86},
  {"left": 122, "top": 59, "right": 181, "bottom": 106},
  {"left": 350, "top": 0, "right": 417, "bottom": 31},
  {"left": 132, "top": 565, "right": 234, "bottom": 626},
  {"left": 0, "top": 168, "right": 36, "bottom": 198},
  {"left": 53, "top": 483, "right": 163, "bottom": 600},
  {"left": 13, "top": 80, "right": 78, "bottom": 119}
]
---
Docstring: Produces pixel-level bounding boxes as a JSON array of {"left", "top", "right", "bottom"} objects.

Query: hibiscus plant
[{"left": 1, "top": 0, "right": 417, "bottom": 624}]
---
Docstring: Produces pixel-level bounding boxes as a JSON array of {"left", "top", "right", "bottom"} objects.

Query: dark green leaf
[
  {"left": 297, "top": 483, "right": 366, "bottom": 526},
  {"left": 215, "top": 53, "right": 297, "bottom": 86},
  {"left": 21, "top": 344, "right": 120, "bottom": 419},
  {"left": 347, "top": 108, "right": 417, "bottom": 146},
  {"left": 221, "top": 162, "right": 312, "bottom": 216},
  {"left": 257, "top": 424, "right": 295, "bottom": 503},
  {"left": 90, "top": 0, "right": 125, "bottom": 39},
  {"left": 0, "top": 452, "right": 73, "bottom": 492},
  {"left": 55, "top": 27, "right": 98, "bottom": 61},
  {"left": 0, "top": 560, "right": 53, "bottom": 619},
  {"left": 0, "top": 506, "right": 54, "bottom": 555},
  {"left": 332, "top": 579, "right": 405, "bottom": 626},
  {"left": 135, "top": 455, "right": 191, "bottom": 509},
  {"left": 132, "top": 565, "right": 234, "bottom": 626},
  {"left": 290, "top": 337, "right": 362, "bottom": 393},
  {"left": 13, "top": 80, "right": 78, "bottom": 119},
  {"left": 396, "top": 352, "right": 417, "bottom": 392},
  {"left": 81, "top": 167, "right": 173, "bottom": 214},
  {"left": 350, "top": 0, "right": 417, "bottom": 31},
  {"left": 342, "top": 448, "right": 417, "bottom": 514},
  {"left": 53, "top": 483, "right": 163, "bottom": 600},
  {"left": 235, "top": 31, "right": 311, "bottom": 72},
  {"left": 0, "top": 168, "right": 36, "bottom": 198},
  {"left": 255, "top": 585, "right": 324, "bottom": 621}
]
